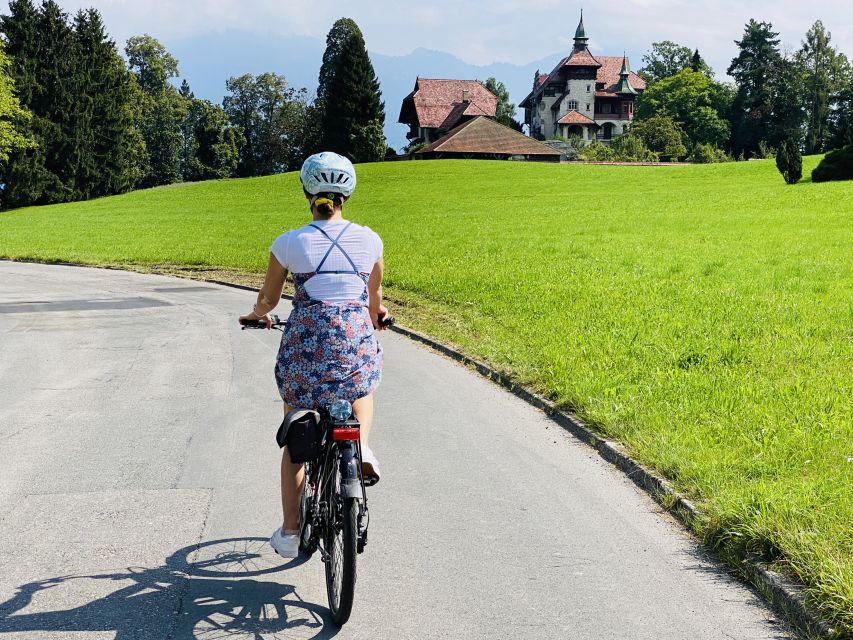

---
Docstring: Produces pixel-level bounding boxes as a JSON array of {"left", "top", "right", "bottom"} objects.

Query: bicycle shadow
[{"left": 0, "top": 537, "right": 339, "bottom": 640}]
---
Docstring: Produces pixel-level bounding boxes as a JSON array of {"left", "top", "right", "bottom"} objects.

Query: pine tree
[
  {"left": 72, "top": 8, "right": 142, "bottom": 198},
  {"left": 317, "top": 18, "right": 385, "bottom": 162},
  {"left": 728, "top": 20, "right": 782, "bottom": 158},
  {"left": 0, "top": 0, "right": 67, "bottom": 205},
  {"left": 776, "top": 137, "right": 802, "bottom": 184},
  {"left": 828, "top": 54, "right": 853, "bottom": 149},
  {"left": 796, "top": 20, "right": 839, "bottom": 154}
]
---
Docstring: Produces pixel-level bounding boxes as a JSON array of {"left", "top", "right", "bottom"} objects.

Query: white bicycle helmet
[{"left": 300, "top": 152, "right": 356, "bottom": 197}]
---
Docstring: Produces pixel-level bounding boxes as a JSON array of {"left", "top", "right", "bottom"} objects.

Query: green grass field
[{"left": 1, "top": 158, "right": 851, "bottom": 632}]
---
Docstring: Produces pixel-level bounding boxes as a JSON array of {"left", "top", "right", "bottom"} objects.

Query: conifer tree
[
  {"left": 796, "top": 20, "right": 839, "bottom": 154},
  {"left": 316, "top": 18, "right": 385, "bottom": 162},
  {"left": 776, "top": 137, "right": 802, "bottom": 184},
  {"left": 728, "top": 20, "right": 782, "bottom": 158},
  {"left": 72, "top": 8, "right": 143, "bottom": 198}
]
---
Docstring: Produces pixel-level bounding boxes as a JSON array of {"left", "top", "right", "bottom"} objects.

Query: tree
[
  {"left": 828, "top": 54, "right": 853, "bottom": 149},
  {"left": 769, "top": 56, "right": 805, "bottom": 149},
  {"left": 631, "top": 114, "right": 687, "bottom": 160},
  {"left": 795, "top": 20, "right": 839, "bottom": 154},
  {"left": 71, "top": 8, "right": 143, "bottom": 198},
  {"left": 184, "top": 97, "right": 239, "bottom": 181},
  {"left": 609, "top": 133, "right": 658, "bottom": 162},
  {"left": 125, "top": 34, "right": 184, "bottom": 187},
  {"left": 640, "top": 41, "right": 695, "bottom": 83},
  {"left": 727, "top": 20, "right": 782, "bottom": 158},
  {"left": 483, "top": 77, "right": 522, "bottom": 130},
  {"left": 635, "top": 69, "right": 733, "bottom": 149},
  {"left": 0, "top": 41, "right": 35, "bottom": 164},
  {"left": 690, "top": 49, "right": 713, "bottom": 76},
  {"left": 775, "top": 137, "right": 802, "bottom": 184},
  {"left": 223, "top": 72, "right": 309, "bottom": 177},
  {"left": 812, "top": 143, "right": 853, "bottom": 182},
  {"left": 316, "top": 18, "right": 385, "bottom": 162}
]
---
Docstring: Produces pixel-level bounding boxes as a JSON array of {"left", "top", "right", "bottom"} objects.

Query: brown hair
[{"left": 305, "top": 189, "right": 344, "bottom": 217}]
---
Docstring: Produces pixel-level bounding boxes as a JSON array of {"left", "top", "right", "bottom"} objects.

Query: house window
[
  {"left": 539, "top": 101, "right": 545, "bottom": 110},
  {"left": 567, "top": 100, "right": 578, "bottom": 111},
  {"left": 601, "top": 103, "right": 612, "bottom": 114},
  {"left": 586, "top": 104, "right": 590, "bottom": 111},
  {"left": 587, "top": 85, "right": 591, "bottom": 92},
  {"left": 544, "top": 86, "right": 556, "bottom": 97}
]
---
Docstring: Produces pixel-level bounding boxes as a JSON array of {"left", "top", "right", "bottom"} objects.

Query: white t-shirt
[{"left": 270, "top": 219, "right": 384, "bottom": 303}]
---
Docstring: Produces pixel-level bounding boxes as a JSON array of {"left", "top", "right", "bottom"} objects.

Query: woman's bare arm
[
  {"left": 239, "top": 253, "right": 287, "bottom": 328},
  {"left": 367, "top": 257, "right": 389, "bottom": 330}
]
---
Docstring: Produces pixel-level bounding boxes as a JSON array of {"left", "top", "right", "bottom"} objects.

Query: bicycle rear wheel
[
  {"left": 325, "top": 485, "right": 358, "bottom": 625},
  {"left": 298, "top": 464, "right": 317, "bottom": 556}
]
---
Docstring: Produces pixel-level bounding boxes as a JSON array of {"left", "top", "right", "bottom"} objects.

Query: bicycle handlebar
[{"left": 240, "top": 314, "right": 395, "bottom": 330}]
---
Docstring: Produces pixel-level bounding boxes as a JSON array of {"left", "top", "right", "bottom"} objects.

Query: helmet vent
[
  {"left": 320, "top": 172, "right": 329, "bottom": 182},
  {"left": 336, "top": 173, "right": 345, "bottom": 183}
]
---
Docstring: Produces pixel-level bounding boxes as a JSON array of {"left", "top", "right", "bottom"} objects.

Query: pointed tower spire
[
  {"left": 573, "top": 10, "right": 589, "bottom": 51},
  {"left": 616, "top": 52, "right": 637, "bottom": 95}
]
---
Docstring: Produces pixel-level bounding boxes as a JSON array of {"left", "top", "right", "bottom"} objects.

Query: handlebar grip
[
  {"left": 379, "top": 315, "right": 395, "bottom": 328},
  {"left": 240, "top": 319, "right": 266, "bottom": 329}
]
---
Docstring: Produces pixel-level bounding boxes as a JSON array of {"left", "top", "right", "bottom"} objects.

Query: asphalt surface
[{"left": 0, "top": 261, "right": 796, "bottom": 640}]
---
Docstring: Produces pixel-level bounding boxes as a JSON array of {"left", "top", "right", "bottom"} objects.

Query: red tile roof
[
  {"left": 596, "top": 56, "right": 646, "bottom": 94},
  {"left": 557, "top": 110, "right": 596, "bottom": 125},
  {"left": 417, "top": 116, "right": 562, "bottom": 157},
  {"left": 563, "top": 48, "right": 602, "bottom": 68},
  {"left": 398, "top": 79, "right": 497, "bottom": 129}
]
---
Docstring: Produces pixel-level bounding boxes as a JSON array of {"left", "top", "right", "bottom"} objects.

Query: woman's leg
[
  {"left": 352, "top": 393, "right": 374, "bottom": 445},
  {"left": 280, "top": 403, "right": 304, "bottom": 533}
]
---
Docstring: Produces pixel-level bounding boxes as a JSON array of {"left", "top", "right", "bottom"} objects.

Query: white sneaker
[
  {"left": 270, "top": 527, "right": 299, "bottom": 558},
  {"left": 361, "top": 445, "right": 381, "bottom": 485}
]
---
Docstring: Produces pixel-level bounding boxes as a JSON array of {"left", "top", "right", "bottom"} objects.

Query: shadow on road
[{"left": 0, "top": 537, "right": 339, "bottom": 639}]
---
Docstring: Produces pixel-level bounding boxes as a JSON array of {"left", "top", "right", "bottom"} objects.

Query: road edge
[{"left": 1, "top": 261, "right": 838, "bottom": 639}]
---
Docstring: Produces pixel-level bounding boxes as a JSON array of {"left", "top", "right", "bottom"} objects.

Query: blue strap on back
[{"left": 309, "top": 222, "right": 359, "bottom": 274}]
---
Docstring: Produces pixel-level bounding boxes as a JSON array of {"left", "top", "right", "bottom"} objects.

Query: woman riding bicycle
[{"left": 238, "top": 152, "right": 389, "bottom": 558}]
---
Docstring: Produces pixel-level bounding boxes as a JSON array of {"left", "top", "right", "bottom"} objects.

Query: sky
[{"left": 6, "top": 0, "right": 852, "bottom": 76}]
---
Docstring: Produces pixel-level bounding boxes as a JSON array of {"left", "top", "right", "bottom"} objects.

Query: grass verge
[{"left": 1, "top": 158, "right": 851, "bottom": 633}]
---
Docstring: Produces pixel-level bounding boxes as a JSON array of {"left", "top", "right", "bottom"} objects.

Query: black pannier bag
[{"left": 277, "top": 409, "right": 322, "bottom": 463}]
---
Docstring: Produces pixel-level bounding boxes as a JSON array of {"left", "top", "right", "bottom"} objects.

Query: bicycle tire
[
  {"left": 325, "top": 495, "right": 358, "bottom": 625},
  {"left": 298, "top": 466, "right": 317, "bottom": 556}
]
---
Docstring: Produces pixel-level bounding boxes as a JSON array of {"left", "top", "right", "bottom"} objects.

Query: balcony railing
[{"left": 593, "top": 112, "right": 631, "bottom": 120}]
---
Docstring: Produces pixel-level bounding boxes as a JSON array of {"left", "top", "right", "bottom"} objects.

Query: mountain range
[{"left": 168, "top": 31, "right": 567, "bottom": 152}]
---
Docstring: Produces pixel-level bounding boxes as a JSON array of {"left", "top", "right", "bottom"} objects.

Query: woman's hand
[
  {"left": 239, "top": 312, "right": 272, "bottom": 329},
  {"left": 370, "top": 304, "right": 390, "bottom": 331}
]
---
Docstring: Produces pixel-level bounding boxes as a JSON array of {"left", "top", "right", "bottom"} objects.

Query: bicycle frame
[{"left": 300, "top": 412, "right": 369, "bottom": 561}]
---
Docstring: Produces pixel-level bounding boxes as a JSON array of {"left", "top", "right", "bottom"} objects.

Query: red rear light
[{"left": 333, "top": 427, "right": 360, "bottom": 441}]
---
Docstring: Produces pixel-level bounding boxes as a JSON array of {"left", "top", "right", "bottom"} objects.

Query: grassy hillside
[{"left": 1, "top": 158, "right": 851, "bottom": 632}]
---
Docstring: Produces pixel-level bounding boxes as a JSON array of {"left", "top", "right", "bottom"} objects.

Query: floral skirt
[{"left": 275, "top": 303, "right": 382, "bottom": 410}]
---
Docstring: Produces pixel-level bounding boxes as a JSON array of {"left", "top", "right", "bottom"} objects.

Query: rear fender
[{"left": 338, "top": 441, "right": 362, "bottom": 500}]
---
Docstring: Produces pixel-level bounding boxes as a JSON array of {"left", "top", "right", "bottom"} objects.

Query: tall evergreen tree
[
  {"left": 316, "top": 18, "right": 385, "bottom": 162},
  {"left": 828, "top": 54, "right": 853, "bottom": 149},
  {"left": 72, "top": 8, "right": 143, "bottom": 198},
  {"left": 727, "top": 20, "right": 782, "bottom": 158},
  {"left": 179, "top": 81, "right": 238, "bottom": 181},
  {"left": 795, "top": 20, "right": 839, "bottom": 154},
  {"left": 769, "top": 56, "right": 805, "bottom": 148},
  {"left": 125, "top": 34, "right": 184, "bottom": 187},
  {"left": 0, "top": 0, "right": 75, "bottom": 205}
]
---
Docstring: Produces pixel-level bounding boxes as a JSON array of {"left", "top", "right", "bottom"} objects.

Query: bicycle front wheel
[{"left": 325, "top": 493, "right": 358, "bottom": 625}]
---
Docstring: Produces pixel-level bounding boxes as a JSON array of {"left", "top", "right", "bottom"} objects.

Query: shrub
[
  {"left": 610, "top": 133, "right": 659, "bottom": 162},
  {"left": 812, "top": 144, "right": 853, "bottom": 183},
  {"left": 775, "top": 138, "right": 802, "bottom": 184},
  {"left": 758, "top": 140, "right": 776, "bottom": 160},
  {"left": 631, "top": 115, "right": 687, "bottom": 161},
  {"left": 581, "top": 138, "right": 614, "bottom": 161},
  {"left": 689, "top": 143, "right": 731, "bottom": 164}
]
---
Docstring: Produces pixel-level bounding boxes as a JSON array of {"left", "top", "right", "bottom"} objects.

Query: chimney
[{"left": 462, "top": 89, "right": 470, "bottom": 103}]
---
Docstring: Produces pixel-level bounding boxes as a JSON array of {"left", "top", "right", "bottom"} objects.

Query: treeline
[
  {"left": 629, "top": 20, "right": 853, "bottom": 166},
  {"left": 0, "top": 2, "right": 386, "bottom": 209}
]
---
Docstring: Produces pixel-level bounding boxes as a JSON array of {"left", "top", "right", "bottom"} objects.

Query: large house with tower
[{"left": 520, "top": 12, "right": 646, "bottom": 144}]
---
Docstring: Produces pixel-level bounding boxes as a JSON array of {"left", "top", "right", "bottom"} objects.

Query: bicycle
[{"left": 241, "top": 312, "right": 393, "bottom": 625}]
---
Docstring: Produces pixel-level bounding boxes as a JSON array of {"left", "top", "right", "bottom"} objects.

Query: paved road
[{"left": 0, "top": 262, "right": 795, "bottom": 640}]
